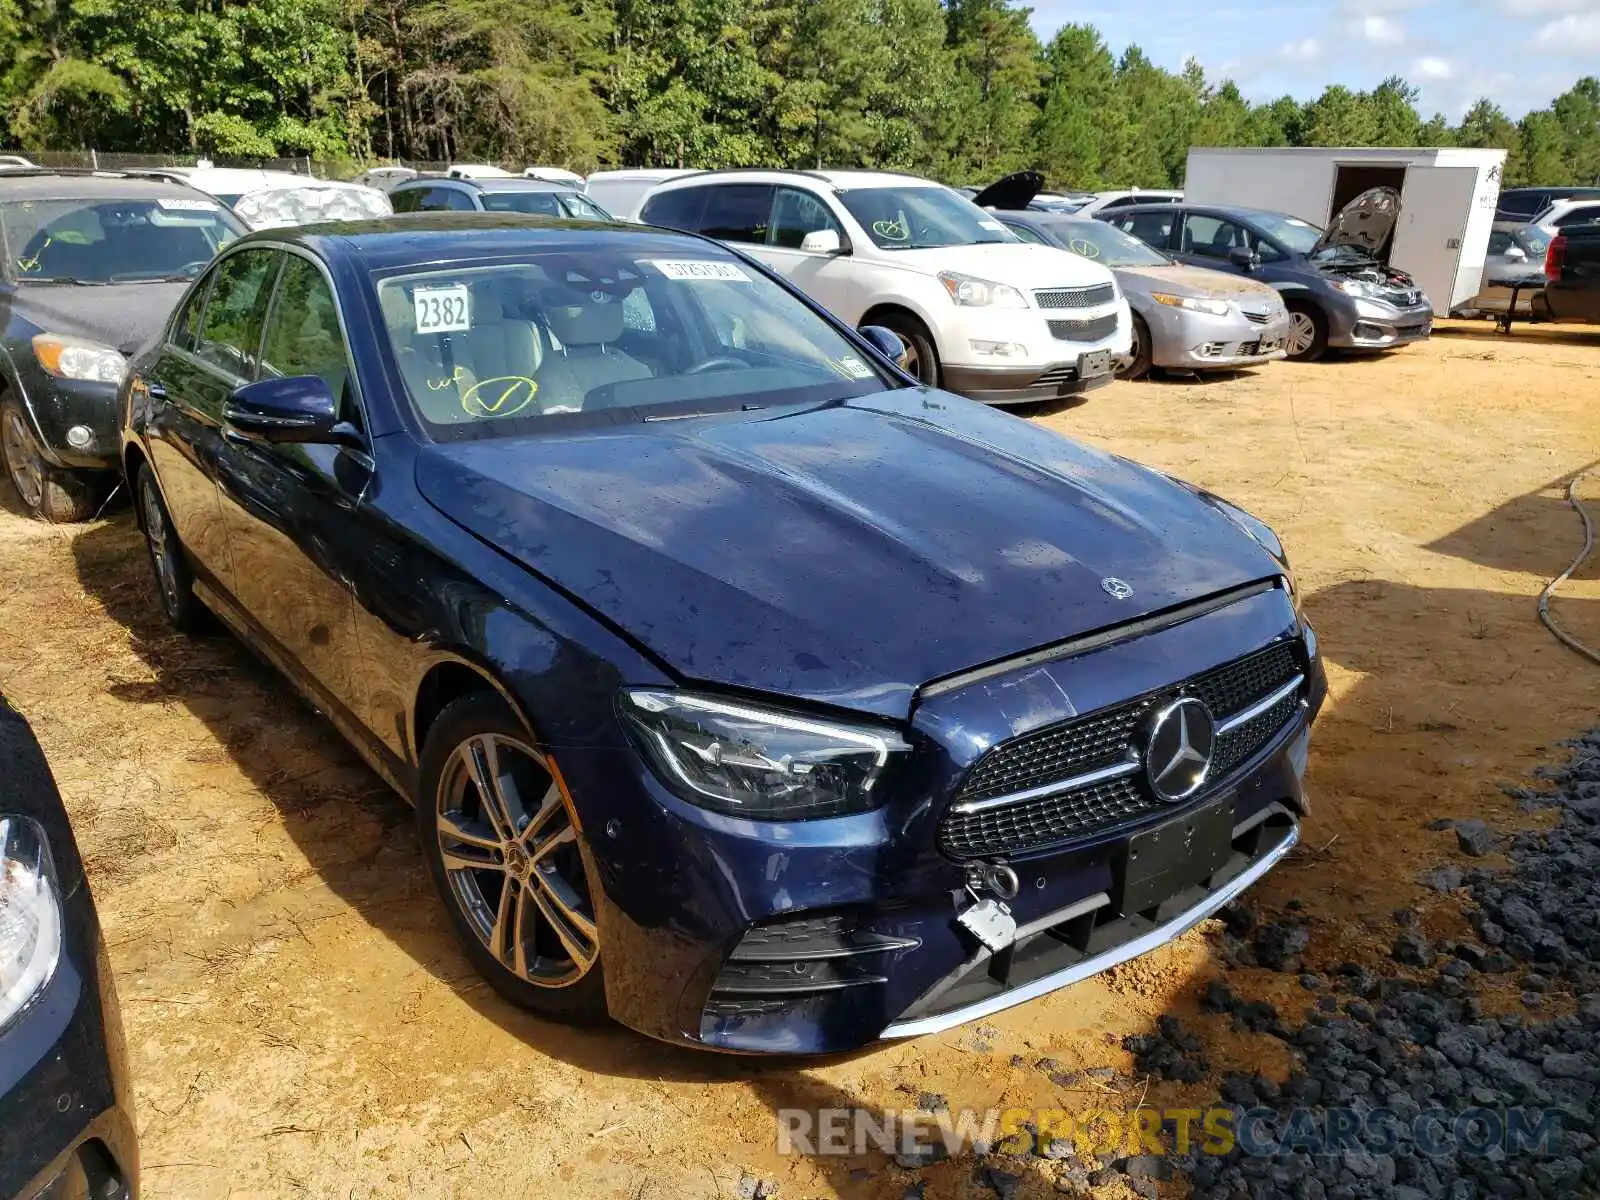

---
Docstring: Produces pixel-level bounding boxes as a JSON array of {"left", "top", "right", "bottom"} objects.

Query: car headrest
[{"left": 542, "top": 291, "right": 625, "bottom": 347}]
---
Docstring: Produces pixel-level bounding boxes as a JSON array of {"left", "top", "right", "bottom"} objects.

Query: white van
[
  {"left": 585, "top": 169, "right": 697, "bottom": 222},
  {"left": 639, "top": 169, "right": 1130, "bottom": 405}
]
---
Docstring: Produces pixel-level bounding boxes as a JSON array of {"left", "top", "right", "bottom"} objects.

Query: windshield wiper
[{"left": 20, "top": 276, "right": 107, "bottom": 286}]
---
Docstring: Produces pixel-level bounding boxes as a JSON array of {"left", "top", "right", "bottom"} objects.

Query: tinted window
[
  {"left": 391, "top": 187, "right": 424, "bottom": 214},
  {"left": 1553, "top": 204, "right": 1600, "bottom": 228},
  {"left": 195, "top": 249, "right": 280, "bottom": 377},
  {"left": 171, "top": 277, "right": 213, "bottom": 351},
  {"left": 416, "top": 187, "right": 472, "bottom": 213},
  {"left": 699, "top": 184, "right": 776, "bottom": 243},
  {"left": 1497, "top": 192, "right": 1545, "bottom": 219},
  {"left": 769, "top": 187, "right": 842, "bottom": 249},
  {"left": 481, "top": 190, "right": 564, "bottom": 217},
  {"left": 1117, "top": 210, "right": 1176, "bottom": 249},
  {"left": 260, "top": 255, "right": 358, "bottom": 427},
  {"left": 639, "top": 187, "right": 709, "bottom": 231}
]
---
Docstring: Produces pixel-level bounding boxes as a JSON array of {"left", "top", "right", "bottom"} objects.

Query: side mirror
[
  {"left": 1228, "top": 246, "right": 1260, "bottom": 270},
  {"left": 1503, "top": 246, "right": 1528, "bottom": 262},
  {"left": 860, "top": 325, "right": 910, "bottom": 371},
  {"left": 800, "top": 229, "right": 845, "bottom": 255},
  {"left": 223, "top": 375, "right": 348, "bottom": 445}
]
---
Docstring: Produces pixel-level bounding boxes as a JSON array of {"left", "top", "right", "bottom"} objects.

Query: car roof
[
  {"left": 1113, "top": 201, "right": 1280, "bottom": 223},
  {"left": 653, "top": 167, "right": 939, "bottom": 191},
  {"left": 256, "top": 212, "right": 728, "bottom": 271},
  {"left": 396, "top": 176, "right": 576, "bottom": 194},
  {"left": 0, "top": 170, "right": 218, "bottom": 201}
]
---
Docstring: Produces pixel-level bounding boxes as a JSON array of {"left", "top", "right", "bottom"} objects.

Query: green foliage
[{"left": 0, "top": 0, "right": 1597, "bottom": 186}]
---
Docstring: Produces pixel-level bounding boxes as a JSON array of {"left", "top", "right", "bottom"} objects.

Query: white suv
[{"left": 639, "top": 169, "right": 1130, "bottom": 405}]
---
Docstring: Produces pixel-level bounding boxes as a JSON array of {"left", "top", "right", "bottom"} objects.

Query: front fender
[{"left": 0, "top": 340, "right": 62, "bottom": 467}]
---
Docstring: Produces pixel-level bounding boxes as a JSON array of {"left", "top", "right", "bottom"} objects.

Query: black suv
[
  {"left": 0, "top": 696, "right": 137, "bottom": 1199},
  {"left": 0, "top": 170, "right": 243, "bottom": 520},
  {"left": 389, "top": 176, "right": 612, "bottom": 220}
]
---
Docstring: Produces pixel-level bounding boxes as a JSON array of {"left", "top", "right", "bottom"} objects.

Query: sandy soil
[{"left": 1, "top": 319, "right": 1598, "bottom": 1200}]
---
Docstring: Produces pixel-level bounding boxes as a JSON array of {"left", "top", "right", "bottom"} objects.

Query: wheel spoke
[
  {"left": 441, "top": 844, "right": 503, "bottom": 873},
  {"left": 530, "top": 873, "right": 597, "bottom": 969},
  {"left": 511, "top": 882, "right": 531, "bottom": 979},
  {"left": 528, "top": 819, "right": 576, "bottom": 868},
  {"left": 489, "top": 876, "right": 516, "bottom": 965},
  {"left": 517, "top": 780, "right": 566, "bottom": 847},
  {"left": 463, "top": 736, "right": 517, "bottom": 842}
]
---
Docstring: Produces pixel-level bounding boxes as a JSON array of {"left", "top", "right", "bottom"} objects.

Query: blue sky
[{"left": 1028, "top": 0, "right": 1600, "bottom": 118}]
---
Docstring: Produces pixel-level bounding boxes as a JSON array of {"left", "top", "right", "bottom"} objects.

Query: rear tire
[
  {"left": 1285, "top": 302, "right": 1329, "bottom": 362},
  {"left": 1118, "top": 313, "right": 1154, "bottom": 380},
  {"left": 418, "top": 693, "right": 609, "bottom": 1025},
  {"left": 1, "top": 395, "right": 99, "bottom": 523},
  {"left": 870, "top": 311, "right": 941, "bottom": 387}
]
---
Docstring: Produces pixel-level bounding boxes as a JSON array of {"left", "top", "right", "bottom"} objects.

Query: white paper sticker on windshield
[
  {"left": 414, "top": 284, "right": 471, "bottom": 334},
  {"left": 835, "top": 354, "right": 873, "bottom": 380},
  {"left": 155, "top": 197, "right": 218, "bottom": 211},
  {"left": 643, "top": 259, "right": 750, "bottom": 282}
]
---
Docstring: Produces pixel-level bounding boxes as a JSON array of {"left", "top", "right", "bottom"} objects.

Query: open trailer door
[{"left": 1393, "top": 164, "right": 1497, "bottom": 316}]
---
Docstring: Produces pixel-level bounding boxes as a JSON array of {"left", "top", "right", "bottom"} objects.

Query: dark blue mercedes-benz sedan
[{"left": 119, "top": 214, "right": 1325, "bottom": 1055}]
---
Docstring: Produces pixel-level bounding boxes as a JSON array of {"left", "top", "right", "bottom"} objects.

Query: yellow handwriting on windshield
[{"left": 462, "top": 375, "right": 538, "bottom": 419}]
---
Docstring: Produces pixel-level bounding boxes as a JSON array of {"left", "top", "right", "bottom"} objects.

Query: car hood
[
  {"left": 971, "top": 171, "right": 1045, "bottom": 211},
  {"left": 889, "top": 241, "right": 1115, "bottom": 288},
  {"left": 12, "top": 281, "right": 189, "bottom": 356},
  {"left": 1113, "top": 263, "right": 1281, "bottom": 301},
  {"left": 1310, "top": 186, "right": 1400, "bottom": 258},
  {"left": 414, "top": 392, "right": 1282, "bottom": 719}
]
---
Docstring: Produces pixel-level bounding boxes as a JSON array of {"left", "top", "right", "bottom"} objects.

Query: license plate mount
[
  {"left": 1078, "top": 349, "right": 1113, "bottom": 380},
  {"left": 1114, "top": 798, "right": 1235, "bottom": 915}
]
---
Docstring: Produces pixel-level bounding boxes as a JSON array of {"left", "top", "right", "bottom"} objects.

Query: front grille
[
  {"left": 1035, "top": 284, "right": 1117, "bottom": 309},
  {"left": 1048, "top": 314, "right": 1119, "bottom": 342},
  {"left": 939, "top": 641, "right": 1303, "bottom": 859},
  {"left": 1243, "top": 309, "right": 1274, "bottom": 326}
]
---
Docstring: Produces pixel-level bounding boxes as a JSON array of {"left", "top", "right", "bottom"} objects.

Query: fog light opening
[{"left": 65, "top": 425, "right": 93, "bottom": 450}]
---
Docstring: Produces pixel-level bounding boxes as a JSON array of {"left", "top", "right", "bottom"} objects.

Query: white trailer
[{"left": 1183, "top": 147, "right": 1507, "bottom": 317}]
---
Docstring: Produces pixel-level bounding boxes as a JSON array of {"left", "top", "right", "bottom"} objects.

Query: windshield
[
  {"left": 1516, "top": 227, "right": 1552, "bottom": 256},
  {"left": 375, "top": 246, "right": 897, "bottom": 437},
  {"left": 1246, "top": 211, "right": 1323, "bottom": 256},
  {"left": 2, "top": 197, "right": 242, "bottom": 283},
  {"left": 1050, "top": 219, "right": 1169, "bottom": 267},
  {"left": 837, "top": 186, "right": 1015, "bottom": 250}
]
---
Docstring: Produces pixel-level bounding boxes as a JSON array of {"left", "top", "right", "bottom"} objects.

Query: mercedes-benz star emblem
[
  {"left": 1100, "top": 576, "right": 1134, "bottom": 600},
  {"left": 1143, "top": 697, "right": 1216, "bottom": 803}
]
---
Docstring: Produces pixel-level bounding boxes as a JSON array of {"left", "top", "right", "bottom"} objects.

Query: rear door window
[
  {"left": 768, "top": 187, "right": 843, "bottom": 249},
  {"left": 1180, "top": 214, "right": 1251, "bottom": 259},
  {"left": 194, "top": 249, "right": 281, "bottom": 378},
  {"left": 639, "top": 187, "right": 710, "bottom": 232},
  {"left": 698, "top": 184, "right": 775, "bottom": 244},
  {"left": 1117, "top": 210, "right": 1176, "bottom": 250}
]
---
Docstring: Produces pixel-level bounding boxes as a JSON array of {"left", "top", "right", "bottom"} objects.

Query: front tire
[
  {"left": 1285, "top": 302, "right": 1329, "bottom": 362},
  {"left": 136, "top": 464, "right": 207, "bottom": 633},
  {"left": 1, "top": 395, "right": 99, "bottom": 523},
  {"left": 1118, "top": 312, "right": 1154, "bottom": 380},
  {"left": 870, "top": 311, "right": 940, "bottom": 387},
  {"left": 418, "top": 693, "right": 608, "bottom": 1024}
]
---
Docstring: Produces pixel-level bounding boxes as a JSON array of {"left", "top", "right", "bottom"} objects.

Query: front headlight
[
  {"left": 0, "top": 815, "right": 63, "bottom": 1031},
  {"left": 619, "top": 690, "right": 910, "bottom": 820},
  {"left": 1334, "top": 279, "right": 1387, "bottom": 303},
  {"left": 938, "top": 271, "right": 1028, "bottom": 309},
  {"left": 32, "top": 334, "right": 127, "bottom": 384},
  {"left": 1151, "top": 292, "right": 1233, "bottom": 318}
]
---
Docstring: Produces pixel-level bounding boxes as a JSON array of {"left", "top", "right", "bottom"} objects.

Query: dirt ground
[{"left": 2, "top": 319, "right": 1598, "bottom": 1200}]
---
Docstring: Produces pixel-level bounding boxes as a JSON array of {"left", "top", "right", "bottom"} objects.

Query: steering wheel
[{"left": 685, "top": 356, "right": 746, "bottom": 375}]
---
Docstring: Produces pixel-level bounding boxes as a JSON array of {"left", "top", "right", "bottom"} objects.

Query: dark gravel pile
[{"left": 1137, "top": 728, "right": 1600, "bottom": 1200}]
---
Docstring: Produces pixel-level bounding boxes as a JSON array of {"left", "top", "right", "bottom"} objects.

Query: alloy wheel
[
  {"left": 1, "top": 407, "right": 44, "bottom": 511},
  {"left": 1287, "top": 311, "right": 1317, "bottom": 357},
  {"left": 435, "top": 732, "right": 597, "bottom": 988},
  {"left": 141, "top": 478, "right": 183, "bottom": 612}
]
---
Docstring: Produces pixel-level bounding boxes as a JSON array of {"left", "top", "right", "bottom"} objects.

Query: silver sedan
[{"left": 998, "top": 212, "right": 1291, "bottom": 379}]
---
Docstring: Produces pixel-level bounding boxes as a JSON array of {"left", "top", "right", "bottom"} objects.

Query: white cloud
[
  {"left": 1499, "top": 0, "right": 1595, "bottom": 14},
  {"left": 1279, "top": 36, "right": 1323, "bottom": 62},
  {"left": 1534, "top": 11, "right": 1600, "bottom": 50},
  {"left": 1413, "top": 56, "right": 1454, "bottom": 80},
  {"left": 1353, "top": 14, "right": 1407, "bottom": 43}
]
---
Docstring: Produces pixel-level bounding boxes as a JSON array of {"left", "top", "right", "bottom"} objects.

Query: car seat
[
  {"left": 381, "top": 284, "right": 547, "bottom": 424},
  {"left": 532, "top": 286, "right": 652, "bottom": 410}
]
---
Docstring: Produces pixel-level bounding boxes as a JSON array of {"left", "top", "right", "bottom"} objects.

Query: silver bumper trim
[{"left": 880, "top": 820, "right": 1300, "bottom": 1039}]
